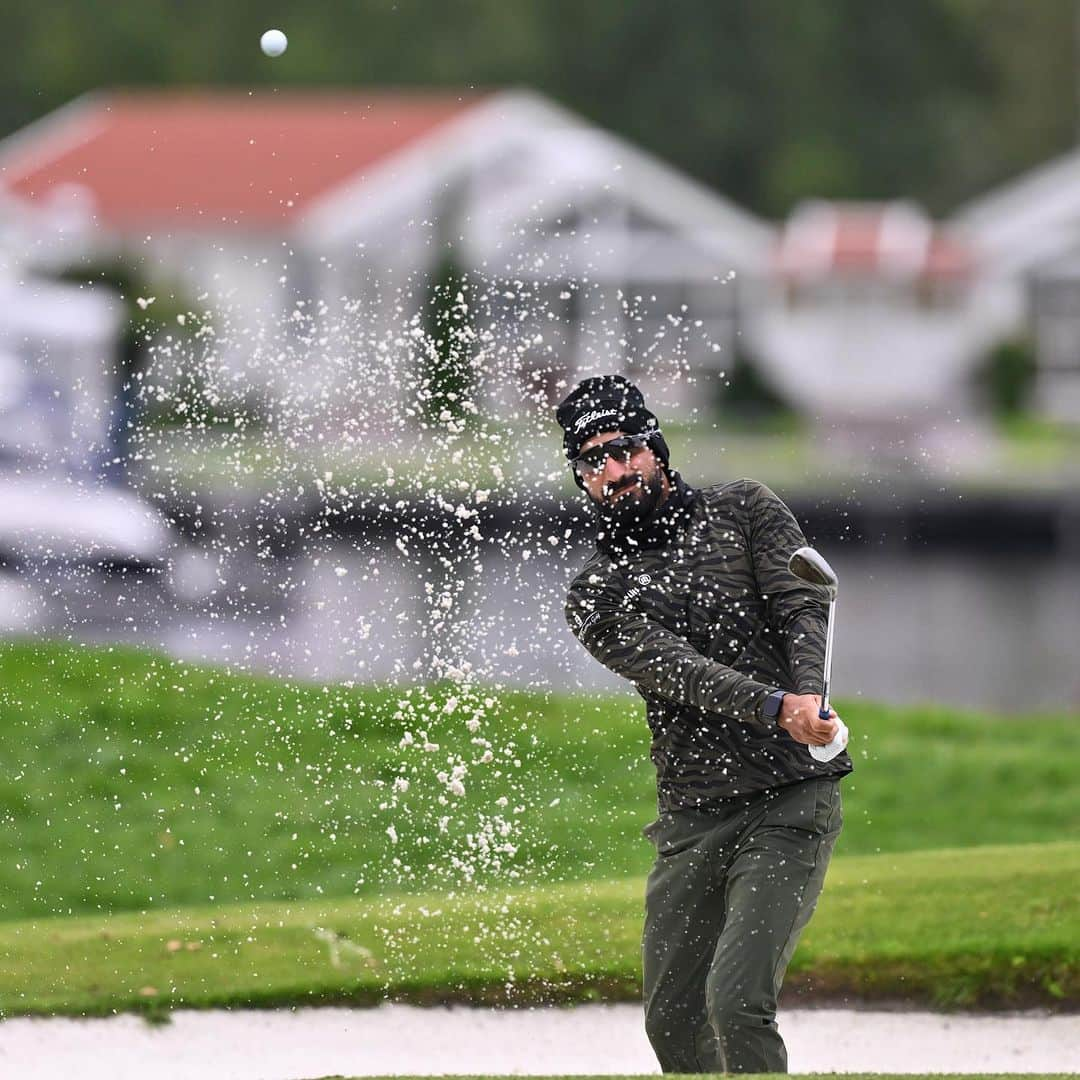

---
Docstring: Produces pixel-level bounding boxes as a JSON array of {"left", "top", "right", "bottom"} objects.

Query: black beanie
[{"left": 555, "top": 374, "right": 671, "bottom": 486}]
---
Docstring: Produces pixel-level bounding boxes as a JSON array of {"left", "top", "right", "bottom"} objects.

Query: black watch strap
[{"left": 762, "top": 689, "right": 787, "bottom": 722}]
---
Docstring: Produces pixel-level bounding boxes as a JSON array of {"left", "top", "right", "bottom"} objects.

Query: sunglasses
[{"left": 570, "top": 432, "right": 657, "bottom": 477}]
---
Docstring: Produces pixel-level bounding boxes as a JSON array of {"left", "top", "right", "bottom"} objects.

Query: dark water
[{"left": 7, "top": 541, "right": 1079, "bottom": 715}]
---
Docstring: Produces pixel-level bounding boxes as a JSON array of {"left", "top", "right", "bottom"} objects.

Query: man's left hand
[{"left": 777, "top": 693, "right": 838, "bottom": 746}]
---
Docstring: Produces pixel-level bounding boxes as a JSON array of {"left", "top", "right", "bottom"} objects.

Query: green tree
[
  {"left": 419, "top": 251, "right": 476, "bottom": 431},
  {"left": 974, "top": 337, "right": 1038, "bottom": 417},
  {"left": 1, "top": 1, "right": 1074, "bottom": 219}
]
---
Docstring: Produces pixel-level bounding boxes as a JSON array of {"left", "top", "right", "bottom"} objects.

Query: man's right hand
[{"left": 777, "top": 693, "right": 839, "bottom": 746}]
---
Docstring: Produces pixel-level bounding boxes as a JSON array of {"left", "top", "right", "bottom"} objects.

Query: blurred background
[{"left": 1, "top": 0, "right": 1079, "bottom": 713}]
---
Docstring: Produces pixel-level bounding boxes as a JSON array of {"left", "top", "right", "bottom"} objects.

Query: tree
[
  {"left": 54, "top": 259, "right": 200, "bottom": 482},
  {"left": 419, "top": 250, "right": 477, "bottom": 431}
]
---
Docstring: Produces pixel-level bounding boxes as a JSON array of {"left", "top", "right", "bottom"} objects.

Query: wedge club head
[{"left": 787, "top": 546, "right": 838, "bottom": 600}]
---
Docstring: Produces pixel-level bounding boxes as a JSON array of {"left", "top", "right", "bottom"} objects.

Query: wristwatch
[{"left": 762, "top": 689, "right": 787, "bottom": 724}]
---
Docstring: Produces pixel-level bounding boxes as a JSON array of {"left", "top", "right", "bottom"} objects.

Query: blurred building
[
  {"left": 954, "top": 152, "right": 1080, "bottom": 423},
  {"left": 744, "top": 200, "right": 992, "bottom": 433},
  {"left": 0, "top": 270, "right": 119, "bottom": 474},
  {"left": 4, "top": 85, "right": 1075, "bottom": 445},
  {"left": 0, "top": 87, "right": 773, "bottom": 430}
]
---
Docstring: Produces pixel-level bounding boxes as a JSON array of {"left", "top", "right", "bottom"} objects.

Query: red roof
[
  {"left": 774, "top": 201, "right": 973, "bottom": 280},
  {"left": 0, "top": 89, "right": 483, "bottom": 231}
]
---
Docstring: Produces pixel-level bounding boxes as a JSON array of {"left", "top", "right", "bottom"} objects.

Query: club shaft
[{"left": 819, "top": 597, "right": 836, "bottom": 719}]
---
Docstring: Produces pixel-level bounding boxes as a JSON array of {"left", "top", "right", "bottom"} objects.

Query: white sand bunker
[{"left": 0, "top": 1003, "right": 1076, "bottom": 1079}]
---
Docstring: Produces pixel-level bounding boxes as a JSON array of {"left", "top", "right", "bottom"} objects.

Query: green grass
[
  {"left": 996, "top": 412, "right": 1080, "bottom": 469},
  {"left": 129, "top": 412, "right": 1080, "bottom": 504},
  {"left": 0, "top": 840, "right": 1075, "bottom": 1017},
  {"left": 129, "top": 420, "right": 526, "bottom": 499},
  {"left": 0, "top": 640, "right": 1076, "bottom": 923},
  {"left": 0, "top": 640, "right": 1076, "bottom": 1018}
]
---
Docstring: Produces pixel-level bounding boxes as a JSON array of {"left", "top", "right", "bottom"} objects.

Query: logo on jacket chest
[{"left": 624, "top": 573, "right": 654, "bottom": 603}]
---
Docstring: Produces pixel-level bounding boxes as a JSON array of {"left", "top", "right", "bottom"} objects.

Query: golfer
[{"left": 556, "top": 374, "right": 853, "bottom": 1074}]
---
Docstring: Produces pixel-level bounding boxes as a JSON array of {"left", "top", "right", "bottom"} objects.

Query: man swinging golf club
[{"left": 556, "top": 374, "right": 853, "bottom": 1075}]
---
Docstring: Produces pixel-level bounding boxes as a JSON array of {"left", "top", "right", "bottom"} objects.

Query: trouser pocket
[
  {"left": 760, "top": 777, "right": 842, "bottom": 837},
  {"left": 642, "top": 809, "right": 717, "bottom": 858}
]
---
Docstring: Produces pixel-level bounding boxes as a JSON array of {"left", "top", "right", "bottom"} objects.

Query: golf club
[{"left": 787, "top": 545, "right": 848, "bottom": 762}]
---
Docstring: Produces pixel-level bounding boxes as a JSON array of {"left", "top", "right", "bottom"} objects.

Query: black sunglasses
[{"left": 570, "top": 432, "right": 658, "bottom": 477}]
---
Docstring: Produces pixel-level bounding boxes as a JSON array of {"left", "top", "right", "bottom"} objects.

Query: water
[
  {"left": 7, "top": 540, "right": 1079, "bottom": 714},
  {"left": 821, "top": 547, "right": 1080, "bottom": 714}
]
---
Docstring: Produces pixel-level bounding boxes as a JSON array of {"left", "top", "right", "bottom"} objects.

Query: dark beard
[{"left": 590, "top": 470, "right": 667, "bottom": 534}]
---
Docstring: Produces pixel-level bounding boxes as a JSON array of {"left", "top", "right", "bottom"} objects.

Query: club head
[{"left": 788, "top": 546, "right": 838, "bottom": 598}]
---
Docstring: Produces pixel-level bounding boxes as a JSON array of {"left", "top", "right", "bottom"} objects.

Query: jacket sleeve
[
  {"left": 743, "top": 479, "right": 830, "bottom": 695},
  {"left": 565, "top": 566, "right": 777, "bottom": 725}
]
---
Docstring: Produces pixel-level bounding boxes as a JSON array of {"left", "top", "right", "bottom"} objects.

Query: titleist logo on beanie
[
  {"left": 573, "top": 408, "right": 621, "bottom": 435},
  {"left": 555, "top": 374, "right": 661, "bottom": 460}
]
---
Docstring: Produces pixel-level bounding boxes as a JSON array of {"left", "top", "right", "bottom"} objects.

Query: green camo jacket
[{"left": 564, "top": 471, "right": 853, "bottom": 810}]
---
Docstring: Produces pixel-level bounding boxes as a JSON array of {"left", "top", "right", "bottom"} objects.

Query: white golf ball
[{"left": 260, "top": 29, "right": 287, "bottom": 57}]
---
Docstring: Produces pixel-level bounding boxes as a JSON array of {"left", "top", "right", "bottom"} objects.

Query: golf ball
[{"left": 260, "top": 29, "right": 287, "bottom": 57}]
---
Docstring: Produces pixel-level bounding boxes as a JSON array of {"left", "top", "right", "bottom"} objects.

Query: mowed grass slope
[
  {"left": 0, "top": 640, "right": 1076, "bottom": 923},
  {"left": 0, "top": 841, "right": 1075, "bottom": 1017}
]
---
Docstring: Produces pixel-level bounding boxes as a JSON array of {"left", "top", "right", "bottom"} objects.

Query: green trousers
[{"left": 641, "top": 777, "right": 843, "bottom": 1074}]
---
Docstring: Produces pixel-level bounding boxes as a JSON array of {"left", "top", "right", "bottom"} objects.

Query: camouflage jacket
[{"left": 564, "top": 469, "right": 853, "bottom": 810}]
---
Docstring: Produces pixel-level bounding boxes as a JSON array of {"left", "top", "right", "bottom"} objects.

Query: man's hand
[{"left": 777, "top": 693, "right": 839, "bottom": 746}]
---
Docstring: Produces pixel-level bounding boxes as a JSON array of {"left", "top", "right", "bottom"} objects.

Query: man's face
[{"left": 576, "top": 429, "right": 670, "bottom": 525}]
